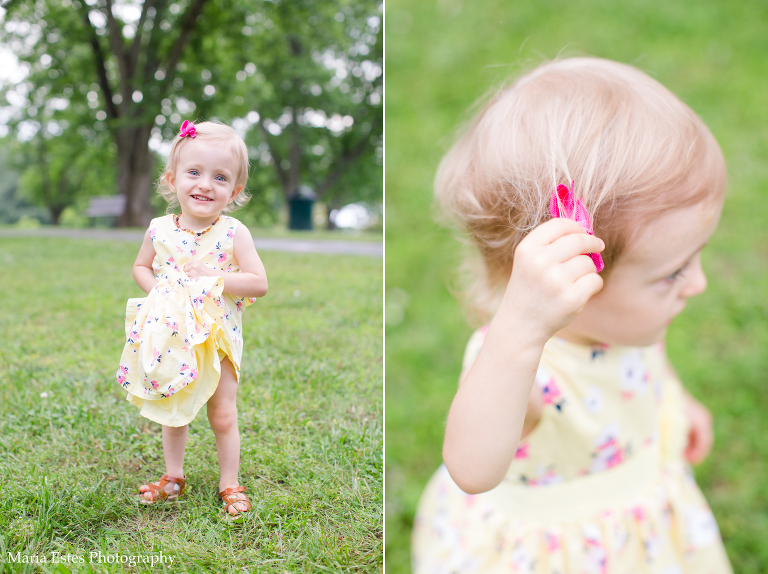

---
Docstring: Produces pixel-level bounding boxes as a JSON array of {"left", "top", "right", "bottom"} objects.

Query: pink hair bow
[
  {"left": 549, "top": 180, "right": 604, "bottom": 273},
  {"left": 179, "top": 120, "right": 196, "bottom": 138}
]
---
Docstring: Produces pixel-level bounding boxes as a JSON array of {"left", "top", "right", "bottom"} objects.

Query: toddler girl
[
  {"left": 116, "top": 120, "right": 268, "bottom": 519},
  {"left": 413, "top": 58, "right": 733, "bottom": 572}
]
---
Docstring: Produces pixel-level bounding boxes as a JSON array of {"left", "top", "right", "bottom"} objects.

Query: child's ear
[
  {"left": 229, "top": 185, "right": 244, "bottom": 203},
  {"left": 165, "top": 171, "right": 176, "bottom": 191}
]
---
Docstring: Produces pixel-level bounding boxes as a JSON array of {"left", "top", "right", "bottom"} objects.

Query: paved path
[{"left": 0, "top": 227, "right": 383, "bottom": 257}]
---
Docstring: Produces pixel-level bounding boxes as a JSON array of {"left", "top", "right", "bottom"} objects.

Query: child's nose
[{"left": 680, "top": 261, "right": 707, "bottom": 298}]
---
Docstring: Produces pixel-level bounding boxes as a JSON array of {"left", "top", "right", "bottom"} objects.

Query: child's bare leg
[
  {"left": 207, "top": 357, "right": 247, "bottom": 514},
  {"left": 163, "top": 424, "right": 189, "bottom": 476},
  {"left": 139, "top": 424, "right": 188, "bottom": 501}
]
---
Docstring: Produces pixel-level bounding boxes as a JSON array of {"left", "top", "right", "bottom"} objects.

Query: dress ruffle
[
  {"left": 413, "top": 459, "right": 729, "bottom": 574},
  {"left": 118, "top": 275, "right": 231, "bottom": 426},
  {"left": 116, "top": 215, "right": 252, "bottom": 427}
]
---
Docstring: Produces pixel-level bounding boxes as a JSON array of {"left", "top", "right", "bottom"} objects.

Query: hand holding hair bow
[
  {"left": 442, "top": 181, "right": 606, "bottom": 493},
  {"left": 549, "top": 181, "right": 605, "bottom": 273},
  {"left": 179, "top": 120, "right": 196, "bottom": 138},
  {"left": 443, "top": 186, "right": 605, "bottom": 493}
]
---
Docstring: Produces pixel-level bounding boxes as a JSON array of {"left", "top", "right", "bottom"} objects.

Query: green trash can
[{"left": 288, "top": 186, "right": 317, "bottom": 230}]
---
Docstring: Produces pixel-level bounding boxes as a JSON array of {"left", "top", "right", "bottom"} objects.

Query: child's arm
[
  {"left": 133, "top": 229, "right": 159, "bottom": 294},
  {"left": 443, "top": 218, "right": 604, "bottom": 494},
  {"left": 457, "top": 367, "right": 544, "bottom": 439},
  {"left": 183, "top": 224, "right": 268, "bottom": 298}
]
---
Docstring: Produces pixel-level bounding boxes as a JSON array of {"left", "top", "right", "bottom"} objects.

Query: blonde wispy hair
[
  {"left": 157, "top": 120, "right": 251, "bottom": 213},
  {"left": 435, "top": 57, "right": 727, "bottom": 324}
]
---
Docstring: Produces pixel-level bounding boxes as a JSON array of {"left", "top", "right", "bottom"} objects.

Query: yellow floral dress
[
  {"left": 116, "top": 214, "right": 256, "bottom": 427},
  {"left": 412, "top": 328, "right": 732, "bottom": 574}
]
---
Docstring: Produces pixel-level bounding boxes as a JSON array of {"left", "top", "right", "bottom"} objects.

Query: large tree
[
  {"left": 0, "top": 0, "right": 382, "bottom": 228},
  {"left": 16, "top": 127, "right": 116, "bottom": 225},
  {"left": 136, "top": 0, "right": 383, "bottom": 224},
  {"left": 1, "top": 0, "right": 239, "bottom": 226},
  {"left": 241, "top": 0, "right": 383, "bottom": 217},
  {"left": 2, "top": 81, "right": 117, "bottom": 225}
]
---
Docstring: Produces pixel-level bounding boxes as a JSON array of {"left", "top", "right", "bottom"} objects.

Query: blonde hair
[
  {"left": 157, "top": 120, "right": 251, "bottom": 213},
  {"left": 436, "top": 57, "right": 726, "bottom": 324}
]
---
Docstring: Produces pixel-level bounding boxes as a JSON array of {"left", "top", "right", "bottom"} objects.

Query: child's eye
[
  {"left": 665, "top": 262, "right": 689, "bottom": 282},
  {"left": 189, "top": 169, "right": 199, "bottom": 176},
  {"left": 215, "top": 175, "right": 227, "bottom": 182}
]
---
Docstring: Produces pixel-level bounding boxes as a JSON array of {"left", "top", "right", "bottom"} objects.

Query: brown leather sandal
[
  {"left": 219, "top": 485, "right": 252, "bottom": 520},
  {"left": 138, "top": 474, "right": 187, "bottom": 504}
]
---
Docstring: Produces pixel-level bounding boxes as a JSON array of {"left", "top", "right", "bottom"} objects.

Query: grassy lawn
[
  {"left": 0, "top": 223, "right": 383, "bottom": 244},
  {"left": 385, "top": 1, "right": 768, "bottom": 572},
  {"left": 0, "top": 236, "right": 382, "bottom": 573},
  {"left": 245, "top": 224, "right": 383, "bottom": 243}
]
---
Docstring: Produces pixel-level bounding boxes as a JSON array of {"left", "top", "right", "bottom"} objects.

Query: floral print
[
  {"left": 620, "top": 349, "right": 649, "bottom": 399},
  {"left": 590, "top": 422, "right": 625, "bottom": 472},
  {"left": 536, "top": 368, "right": 566, "bottom": 411},
  {"left": 116, "top": 215, "right": 255, "bottom": 427},
  {"left": 583, "top": 386, "right": 604, "bottom": 414},
  {"left": 412, "top": 332, "right": 732, "bottom": 574}
]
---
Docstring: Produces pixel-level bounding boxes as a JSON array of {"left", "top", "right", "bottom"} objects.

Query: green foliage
[
  {"left": 14, "top": 128, "right": 116, "bottom": 224},
  {"left": 385, "top": 0, "right": 768, "bottom": 572},
  {"left": 200, "top": 0, "right": 384, "bottom": 216},
  {"left": 0, "top": 143, "right": 49, "bottom": 225},
  {"left": 0, "top": 236, "right": 382, "bottom": 572},
  {"left": 0, "top": 0, "right": 382, "bottom": 227}
]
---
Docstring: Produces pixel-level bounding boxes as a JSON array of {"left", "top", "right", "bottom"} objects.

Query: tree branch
[
  {"left": 129, "top": 0, "right": 154, "bottom": 74},
  {"left": 160, "top": 0, "right": 210, "bottom": 76},
  {"left": 36, "top": 135, "right": 52, "bottom": 206},
  {"left": 258, "top": 120, "right": 291, "bottom": 194},
  {"left": 80, "top": 8, "right": 118, "bottom": 120},
  {"left": 140, "top": 0, "right": 165, "bottom": 95},
  {"left": 289, "top": 109, "right": 300, "bottom": 192},
  {"left": 315, "top": 134, "right": 372, "bottom": 199},
  {"left": 102, "top": 0, "right": 132, "bottom": 92}
]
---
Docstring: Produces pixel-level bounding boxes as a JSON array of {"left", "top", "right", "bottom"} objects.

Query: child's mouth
[{"left": 191, "top": 195, "right": 213, "bottom": 202}]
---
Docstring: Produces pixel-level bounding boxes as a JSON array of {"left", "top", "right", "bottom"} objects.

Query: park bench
[{"left": 86, "top": 195, "right": 126, "bottom": 225}]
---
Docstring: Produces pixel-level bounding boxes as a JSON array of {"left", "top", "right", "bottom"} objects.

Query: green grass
[
  {"left": 0, "top": 223, "right": 383, "bottom": 243},
  {"left": 0, "top": 237, "right": 382, "bottom": 573},
  {"left": 385, "top": 1, "right": 768, "bottom": 572},
  {"left": 246, "top": 224, "right": 383, "bottom": 243}
]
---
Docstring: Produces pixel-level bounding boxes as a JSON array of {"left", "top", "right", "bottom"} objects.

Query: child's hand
[
  {"left": 499, "top": 218, "right": 605, "bottom": 343},
  {"left": 183, "top": 260, "right": 220, "bottom": 279},
  {"left": 684, "top": 393, "right": 713, "bottom": 465}
]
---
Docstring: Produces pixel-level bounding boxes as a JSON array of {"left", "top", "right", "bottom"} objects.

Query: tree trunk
[
  {"left": 50, "top": 205, "right": 65, "bottom": 226},
  {"left": 326, "top": 198, "right": 340, "bottom": 230},
  {"left": 115, "top": 124, "right": 155, "bottom": 227},
  {"left": 288, "top": 113, "right": 300, "bottom": 195}
]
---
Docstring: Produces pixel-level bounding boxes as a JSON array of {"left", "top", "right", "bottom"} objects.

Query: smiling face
[
  {"left": 166, "top": 137, "right": 243, "bottom": 227},
  {"left": 556, "top": 200, "right": 723, "bottom": 347}
]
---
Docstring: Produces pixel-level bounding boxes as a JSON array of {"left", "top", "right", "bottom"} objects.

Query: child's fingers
[
  {"left": 526, "top": 218, "right": 590, "bottom": 246},
  {"left": 686, "top": 429, "right": 708, "bottom": 464},
  {"left": 570, "top": 268, "right": 604, "bottom": 304},
  {"left": 550, "top": 232, "right": 605, "bottom": 264},
  {"left": 685, "top": 436, "right": 700, "bottom": 464},
  {"left": 559, "top": 252, "right": 601, "bottom": 280},
  {"left": 683, "top": 399, "right": 713, "bottom": 465}
]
